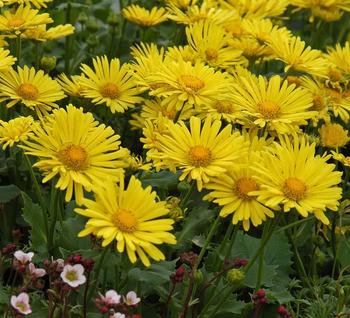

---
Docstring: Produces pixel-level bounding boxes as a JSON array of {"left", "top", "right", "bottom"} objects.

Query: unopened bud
[
  {"left": 227, "top": 268, "right": 245, "bottom": 286},
  {"left": 40, "top": 56, "right": 57, "bottom": 72}
]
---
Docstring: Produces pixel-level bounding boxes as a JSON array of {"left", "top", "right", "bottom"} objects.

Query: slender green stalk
[
  {"left": 212, "top": 222, "right": 234, "bottom": 271},
  {"left": 275, "top": 216, "right": 314, "bottom": 234},
  {"left": 16, "top": 34, "right": 21, "bottom": 65},
  {"left": 193, "top": 214, "right": 221, "bottom": 273},
  {"left": 48, "top": 184, "right": 59, "bottom": 253},
  {"left": 244, "top": 213, "right": 281, "bottom": 274},
  {"left": 173, "top": 103, "right": 185, "bottom": 123},
  {"left": 65, "top": 0, "right": 72, "bottom": 74},
  {"left": 23, "top": 154, "right": 49, "bottom": 240},
  {"left": 180, "top": 181, "right": 196, "bottom": 209},
  {"left": 331, "top": 212, "right": 339, "bottom": 278}
]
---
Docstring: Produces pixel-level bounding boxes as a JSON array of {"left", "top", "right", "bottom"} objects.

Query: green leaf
[
  {"left": 0, "top": 185, "right": 21, "bottom": 203},
  {"left": 176, "top": 206, "right": 214, "bottom": 251},
  {"left": 128, "top": 260, "right": 177, "bottom": 297},
  {"left": 21, "top": 192, "right": 47, "bottom": 253},
  {"left": 140, "top": 170, "right": 181, "bottom": 190}
]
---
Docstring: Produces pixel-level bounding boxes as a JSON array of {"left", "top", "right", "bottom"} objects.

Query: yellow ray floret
[
  {"left": 80, "top": 55, "right": 143, "bottom": 113},
  {"left": 152, "top": 116, "right": 248, "bottom": 191},
  {"left": 75, "top": 176, "right": 177, "bottom": 267},
  {"left": 2, "top": 0, "right": 53, "bottom": 9},
  {"left": 0, "top": 5, "right": 53, "bottom": 34},
  {"left": 122, "top": 4, "right": 168, "bottom": 27},
  {"left": 20, "top": 105, "right": 128, "bottom": 204},
  {"left": 0, "top": 65, "right": 65, "bottom": 117},
  {"left": 251, "top": 136, "right": 342, "bottom": 224}
]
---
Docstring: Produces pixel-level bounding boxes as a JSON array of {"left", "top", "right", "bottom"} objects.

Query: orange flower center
[
  {"left": 312, "top": 95, "right": 326, "bottom": 111},
  {"left": 258, "top": 100, "right": 281, "bottom": 119},
  {"left": 180, "top": 75, "right": 205, "bottom": 92},
  {"left": 283, "top": 177, "right": 307, "bottom": 201},
  {"left": 8, "top": 18, "right": 25, "bottom": 27},
  {"left": 235, "top": 177, "right": 259, "bottom": 200},
  {"left": 100, "top": 83, "right": 119, "bottom": 99},
  {"left": 114, "top": 209, "right": 138, "bottom": 233},
  {"left": 57, "top": 144, "right": 89, "bottom": 171},
  {"left": 215, "top": 100, "right": 234, "bottom": 114},
  {"left": 205, "top": 48, "right": 218, "bottom": 61},
  {"left": 188, "top": 145, "right": 212, "bottom": 167},
  {"left": 17, "top": 83, "right": 39, "bottom": 100}
]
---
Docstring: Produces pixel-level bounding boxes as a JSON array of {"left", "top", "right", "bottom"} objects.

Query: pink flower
[
  {"left": 28, "top": 263, "right": 46, "bottom": 279},
  {"left": 60, "top": 264, "right": 86, "bottom": 288},
  {"left": 11, "top": 293, "right": 32, "bottom": 315},
  {"left": 110, "top": 313, "right": 125, "bottom": 318},
  {"left": 100, "top": 290, "right": 121, "bottom": 305},
  {"left": 14, "top": 251, "right": 34, "bottom": 264},
  {"left": 124, "top": 291, "right": 141, "bottom": 306}
]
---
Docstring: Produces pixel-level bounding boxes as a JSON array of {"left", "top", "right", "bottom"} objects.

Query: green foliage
[{"left": 0, "top": 185, "right": 21, "bottom": 203}]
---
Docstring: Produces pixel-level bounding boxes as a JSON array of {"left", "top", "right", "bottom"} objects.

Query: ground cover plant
[{"left": 1, "top": 0, "right": 350, "bottom": 317}]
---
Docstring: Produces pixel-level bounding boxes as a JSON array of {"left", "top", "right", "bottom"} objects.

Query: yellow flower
[
  {"left": 153, "top": 116, "right": 247, "bottom": 191},
  {"left": 166, "top": 1, "right": 239, "bottom": 26},
  {"left": 204, "top": 166, "right": 274, "bottom": 231},
  {"left": 148, "top": 60, "right": 233, "bottom": 110},
  {"left": 319, "top": 123, "right": 349, "bottom": 149},
  {"left": 325, "top": 42, "right": 350, "bottom": 81},
  {"left": 56, "top": 74, "right": 86, "bottom": 98},
  {"left": 23, "top": 24, "right": 75, "bottom": 41},
  {"left": 20, "top": 105, "right": 128, "bottom": 204},
  {"left": 2, "top": 0, "right": 53, "bottom": 9},
  {"left": 130, "top": 42, "right": 166, "bottom": 92},
  {"left": 79, "top": 56, "right": 143, "bottom": 113},
  {"left": 251, "top": 136, "right": 342, "bottom": 224},
  {"left": 331, "top": 151, "right": 350, "bottom": 167},
  {"left": 186, "top": 20, "right": 245, "bottom": 69},
  {"left": 75, "top": 176, "right": 176, "bottom": 267},
  {"left": 125, "top": 154, "right": 152, "bottom": 171},
  {"left": 0, "top": 47, "right": 16, "bottom": 71},
  {"left": 290, "top": 0, "right": 350, "bottom": 22},
  {"left": 140, "top": 98, "right": 193, "bottom": 121},
  {"left": 0, "top": 116, "right": 35, "bottom": 150},
  {"left": 222, "top": 0, "right": 289, "bottom": 18},
  {"left": 0, "top": 5, "right": 53, "bottom": 35},
  {"left": 166, "top": 45, "right": 199, "bottom": 65},
  {"left": 231, "top": 72, "right": 315, "bottom": 134},
  {"left": 269, "top": 35, "right": 329, "bottom": 78},
  {"left": 122, "top": 4, "right": 167, "bottom": 27},
  {"left": 0, "top": 65, "right": 65, "bottom": 117},
  {"left": 165, "top": 0, "right": 197, "bottom": 9}
]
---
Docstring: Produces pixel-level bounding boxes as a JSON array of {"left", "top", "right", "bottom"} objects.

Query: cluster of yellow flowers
[{"left": 0, "top": 0, "right": 349, "bottom": 266}]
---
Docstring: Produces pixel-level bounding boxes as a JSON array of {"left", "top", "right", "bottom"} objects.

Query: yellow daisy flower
[
  {"left": 204, "top": 166, "right": 274, "bottom": 231},
  {"left": 251, "top": 136, "right": 342, "bottom": 224},
  {"left": 122, "top": 4, "right": 168, "bottom": 27},
  {"left": 290, "top": 0, "right": 350, "bottom": 22},
  {"left": 140, "top": 98, "right": 193, "bottom": 121},
  {"left": 23, "top": 24, "right": 75, "bottom": 41},
  {"left": 0, "top": 47, "right": 16, "bottom": 71},
  {"left": 0, "top": 65, "right": 65, "bottom": 117},
  {"left": 331, "top": 151, "right": 350, "bottom": 167},
  {"left": 79, "top": 56, "right": 143, "bottom": 113},
  {"left": 231, "top": 73, "right": 315, "bottom": 134},
  {"left": 165, "top": 45, "right": 199, "bottom": 65},
  {"left": 2, "top": 0, "right": 53, "bottom": 9},
  {"left": 325, "top": 42, "right": 350, "bottom": 81},
  {"left": 56, "top": 74, "right": 86, "bottom": 98},
  {"left": 0, "top": 116, "right": 35, "bottom": 150},
  {"left": 319, "top": 123, "right": 349, "bottom": 149},
  {"left": 186, "top": 20, "right": 244, "bottom": 69},
  {"left": 130, "top": 42, "right": 165, "bottom": 92},
  {"left": 20, "top": 105, "right": 128, "bottom": 204},
  {"left": 148, "top": 60, "right": 233, "bottom": 110},
  {"left": 0, "top": 5, "right": 53, "bottom": 35},
  {"left": 75, "top": 176, "right": 177, "bottom": 267},
  {"left": 222, "top": 0, "right": 289, "bottom": 18},
  {"left": 153, "top": 116, "right": 247, "bottom": 191},
  {"left": 165, "top": 0, "right": 197, "bottom": 9},
  {"left": 269, "top": 35, "right": 329, "bottom": 78}
]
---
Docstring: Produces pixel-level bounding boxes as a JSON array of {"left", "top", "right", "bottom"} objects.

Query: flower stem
[
  {"left": 180, "top": 181, "right": 196, "bottom": 209},
  {"left": 83, "top": 270, "right": 91, "bottom": 318},
  {"left": 244, "top": 213, "right": 281, "bottom": 275},
  {"left": 193, "top": 214, "right": 221, "bottom": 273},
  {"left": 23, "top": 154, "right": 49, "bottom": 246},
  {"left": 16, "top": 34, "right": 21, "bottom": 65}
]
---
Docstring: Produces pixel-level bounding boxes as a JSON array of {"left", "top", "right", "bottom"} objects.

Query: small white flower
[
  {"left": 14, "top": 251, "right": 34, "bottom": 264},
  {"left": 11, "top": 292, "right": 32, "bottom": 315},
  {"left": 110, "top": 313, "right": 125, "bottom": 318},
  {"left": 28, "top": 263, "right": 46, "bottom": 278},
  {"left": 100, "top": 289, "right": 121, "bottom": 305},
  {"left": 124, "top": 291, "right": 141, "bottom": 306},
  {"left": 60, "top": 264, "right": 86, "bottom": 288}
]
